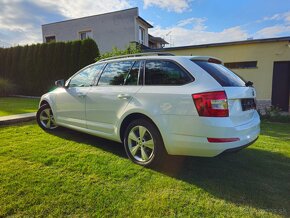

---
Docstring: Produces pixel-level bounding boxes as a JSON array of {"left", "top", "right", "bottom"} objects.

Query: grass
[
  {"left": 0, "top": 97, "right": 39, "bottom": 117},
  {"left": 0, "top": 121, "right": 289, "bottom": 217}
]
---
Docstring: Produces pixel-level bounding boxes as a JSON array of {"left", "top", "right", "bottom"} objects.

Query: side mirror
[
  {"left": 55, "top": 79, "right": 65, "bottom": 87},
  {"left": 245, "top": 81, "right": 253, "bottom": 87}
]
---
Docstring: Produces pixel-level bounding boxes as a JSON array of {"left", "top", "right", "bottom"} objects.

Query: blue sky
[{"left": 0, "top": 0, "right": 290, "bottom": 47}]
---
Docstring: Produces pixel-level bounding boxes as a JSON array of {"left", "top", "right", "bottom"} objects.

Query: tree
[
  {"left": 79, "top": 38, "right": 100, "bottom": 69},
  {"left": 0, "top": 39, "right": 100, "bottom": 95}
]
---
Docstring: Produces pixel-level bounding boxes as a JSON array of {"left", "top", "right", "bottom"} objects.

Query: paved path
[{"left": 0, "top": 112, "right": 36, "bottom": 125}]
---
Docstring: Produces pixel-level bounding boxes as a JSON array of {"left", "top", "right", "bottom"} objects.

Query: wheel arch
[
  {"left": 119, "top": 112, "right": 165, "bottom": 149},
  {"left": 39, "top": 100, "right": 49, "bottom": 107},
  {"left": 39, "top": 93, "right": 54, "bottom": 108},
  {"left": 38, "top": 96, "right": 56, "bottom": 117}
]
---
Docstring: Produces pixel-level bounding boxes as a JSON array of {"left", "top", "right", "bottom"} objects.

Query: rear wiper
[{"left": 245, "top": 81, "right": 253, "bottom": 87}]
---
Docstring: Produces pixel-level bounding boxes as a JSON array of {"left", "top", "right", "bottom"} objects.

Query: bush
[
  {"left": 0, "top": 78, "right": 16, "bottom": 96},
  {"left": 96, "top": 44, "right": 141, "bottom": 61},
  {"left": 0, "top": 39, "right": 99, "bottom": 96},
  {"left": 258, "top": 105, "right": 290, "bottom": 123}
]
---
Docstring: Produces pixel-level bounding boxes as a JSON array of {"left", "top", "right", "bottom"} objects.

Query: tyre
[
  {"left": 124, "top": 119, "right": 167, "bottom": 167},
  {"left": 36, "top": 104, "right": 58, "bottom": 131}
]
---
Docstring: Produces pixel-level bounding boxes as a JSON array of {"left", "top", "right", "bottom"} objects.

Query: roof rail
[{"left": 97, "top": 52, "right": 175, "bottom": 62}]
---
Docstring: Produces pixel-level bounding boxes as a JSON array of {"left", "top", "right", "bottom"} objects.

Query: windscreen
[{"left": 193, "top": 60, "right": 246, "bottom": 87}]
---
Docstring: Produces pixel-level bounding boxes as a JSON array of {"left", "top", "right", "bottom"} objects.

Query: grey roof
[
  {"left": 136, "top": 16, "right": 153, "bottom": 28},
  {"left": 148, "top": 34, "right": 169, "bottom": 44},
  {"left": 147, "top": 36, "right": 290, "bottom": 51}
]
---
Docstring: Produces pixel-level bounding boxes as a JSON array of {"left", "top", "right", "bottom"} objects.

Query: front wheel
[
  {"left": 36, "top": 104, "right": 58, "bottom": 131},
  {"left": 124, "top": 119, "right": 167, "bottom": 167}
]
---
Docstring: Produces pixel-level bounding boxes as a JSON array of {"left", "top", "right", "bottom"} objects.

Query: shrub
[
  {"left": 0, "top": 78, "right": 16, "bottom": 96},
  {"left": 0, "top": 39, "right": 99, "bottom": 96},
  {"left": 96, "top": 44, "right": 141, "bottom": 61},
  {"left": 258, "top": 105, "right": 290, "bottom": 123}
]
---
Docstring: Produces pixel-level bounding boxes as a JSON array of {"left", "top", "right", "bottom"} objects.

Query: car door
[
  {"left": 54, "top": 64, "right": 104, "bottom": 128},
  {"left": 85, "top": 60, "right": 143, "bottom": 135}
]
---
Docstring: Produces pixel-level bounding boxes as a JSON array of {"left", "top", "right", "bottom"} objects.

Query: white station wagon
[{"left": 37, "top": 53, "right": 260, "bottom": 167}]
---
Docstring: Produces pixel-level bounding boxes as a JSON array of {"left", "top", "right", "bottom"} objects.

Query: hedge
[{"left": 0, "top": 39, "right": 99, "bottom": 96}]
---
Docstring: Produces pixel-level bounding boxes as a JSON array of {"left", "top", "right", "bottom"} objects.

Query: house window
[
  {"left": 139, "top": 27, "right": 145, "bottom": 45},
  {"left": 45, "top": 36, "right": 56, "bottom": 43},
  {"left": 224, "top": 61, "right": 257, "bottom": 69},
  {"left": 79, "top": 31, "right": 92, "bottom": 40}
]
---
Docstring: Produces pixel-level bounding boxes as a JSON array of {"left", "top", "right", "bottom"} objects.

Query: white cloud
[
  {"left": 261, "top": 11, "right": 290, "bottom": 24},
  {"left": 284, "top": 11, "right": 290, "bottom": 23},
  {"left": 35, "top": 0, "right": 131, "bottom": 18},
  {"left": 150, "top": 11, "right": 290, "bottom": 47},
  {"left": 177, "top": 17, "right": 207, "bottom": 31},
  {"left": 255, "top": 25, "right": 290, "bottom": 38},
  {"left": 143, "top": 0, "right": 191, "bottom": 13},
  {"left": 150, "top": 25, "right": 248, "bottom": 47},
  {"left": 0, "top": 0, "right": 131, "bottom": 46},
  {"left": 0, "top": 1, "right": 289, "bottom": 47}
]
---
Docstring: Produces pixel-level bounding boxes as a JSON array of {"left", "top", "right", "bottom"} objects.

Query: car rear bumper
[
  {"left": 219, "top": 136, "right": 258, "bottom": 155},
  {"left": 161, "top": 111, "right": 260, "bottom": 157}
]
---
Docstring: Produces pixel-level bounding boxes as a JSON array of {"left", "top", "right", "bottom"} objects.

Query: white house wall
[{"left": 42, "top": 8, "right": 138, "bottom": 53}]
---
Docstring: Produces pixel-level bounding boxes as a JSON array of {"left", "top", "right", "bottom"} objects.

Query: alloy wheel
[
  {"left": 127, "top": 125, "right": 155, "bottom": 162},
  {"left": 39, "top": 108, "right": 57, "bottom": 130}
]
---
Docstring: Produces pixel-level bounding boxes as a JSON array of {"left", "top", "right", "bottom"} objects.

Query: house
[
  {"left": 148, "top": 36, "right": 290, "bottom": 112},
  {"left": 148, "top": 34, "right": 169, "bottom": 49},
  {"left": 42, "top": 7, "right": 167, "bottom": 53}
]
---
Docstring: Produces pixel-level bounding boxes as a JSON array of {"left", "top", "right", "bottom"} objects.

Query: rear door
[{"left": 194, "top": 60, "right": 256, "bottom": 125}]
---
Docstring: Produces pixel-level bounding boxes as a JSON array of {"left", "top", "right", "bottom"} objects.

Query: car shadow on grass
[
  {"left": 155, "top": 150, "right": 289, "bottom": 217},
  {"left": 48, "top": 127, "right": 128, "bottom": 158},
  {"left": 49, "top": 127, "right": 290, "bottom": 217}
]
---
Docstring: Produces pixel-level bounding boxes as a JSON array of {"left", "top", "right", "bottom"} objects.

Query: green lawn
[
  {"left": 0, "top": 97, "right": 39, "bottom": 117},
  {"left": 0, "top": 121, "right": 289, "bottom": 217}
]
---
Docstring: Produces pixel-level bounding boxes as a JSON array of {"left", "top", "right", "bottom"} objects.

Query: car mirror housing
[{"left": 55, "top": 79, "right": 65, "bottom": 88}]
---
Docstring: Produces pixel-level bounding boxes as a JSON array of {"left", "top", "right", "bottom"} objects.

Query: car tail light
[
  {"left": 207, "top": 137, "right": 239, "bottom": 143},
  {"left": 192, "top": 91, "right": 228, "bottom": 117}
]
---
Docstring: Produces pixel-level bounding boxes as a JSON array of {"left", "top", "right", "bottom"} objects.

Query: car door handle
[
  {"left": 117, "top": 94, "right": 131, "bottom": 100},
  {"left": 77, "top": 93, "right": 86, "bottom": 98}
]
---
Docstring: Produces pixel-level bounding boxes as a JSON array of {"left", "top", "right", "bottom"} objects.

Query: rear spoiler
[{"left": 190, "top": 56, "right": 223, "bottom": 64}]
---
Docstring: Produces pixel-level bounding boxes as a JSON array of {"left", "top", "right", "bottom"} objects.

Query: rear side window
[
  {"left": 145, "top": 60, "right": 192, "bottom": 85},
  {"left": 98, "top": 61, "right": 134, "bottom": 85},
  {"left": 124, "top": 61, "right": 141, "bottom": 85},
  {"left": 194, "top": 60, "right": 246, "bottom": 87}
]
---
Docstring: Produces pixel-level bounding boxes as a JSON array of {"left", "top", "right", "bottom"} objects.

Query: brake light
[{"left": 192, "top": 91, "right": 228, "bottom": 117}]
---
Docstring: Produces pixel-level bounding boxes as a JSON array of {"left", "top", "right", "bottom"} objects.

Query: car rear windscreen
[{"left": 193, "top": 60, "right": 246, "bottom": 87}]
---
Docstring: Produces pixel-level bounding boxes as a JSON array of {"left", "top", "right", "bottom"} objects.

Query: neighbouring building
[
  {"left": 148, "top": 36, "right": 290, "bottom": 112},
  {"left": 148, "top": 34, "right": 169, "bottom": 49},
  {"left": 42, "top": 7, "right": 167, "bottom": 53}
]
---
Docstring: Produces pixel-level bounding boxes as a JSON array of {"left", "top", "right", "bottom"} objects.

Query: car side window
[
  {"left": 124, "top": 61, "right": 141, "bottom": 85},
  {"left": 98, "top": 61, "right": 134, "bottom": 85},
  {"left": 69, "top": 64, "right": 104, "bottom": 87},
  {"left": 145, "top": 60, "right": 192, "bottom": 85}
]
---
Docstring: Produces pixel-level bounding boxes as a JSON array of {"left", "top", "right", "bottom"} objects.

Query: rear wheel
[
  {"left": 36, "top": 104, "right": 58, "bottom": 131},
  {"left": 124, "top": 119, "right": 166, "bottom": 167}
]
